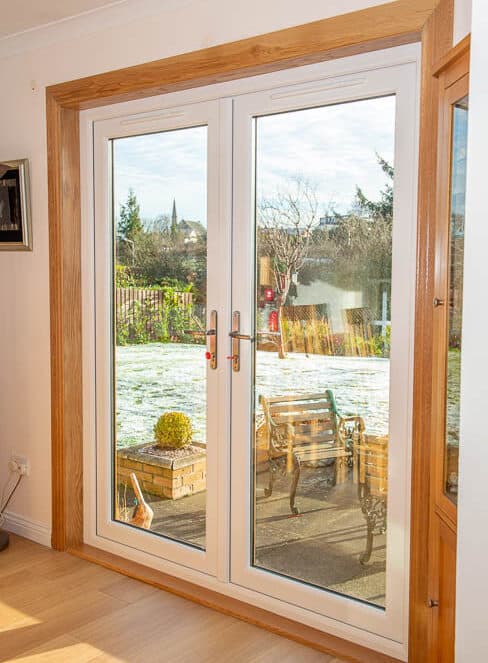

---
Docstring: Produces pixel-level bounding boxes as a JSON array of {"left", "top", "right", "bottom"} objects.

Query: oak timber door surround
[
  {"left": 86, "top": 49, "right": 417, "bottom": 657},
  {"left": 47, "top": 1, "right": 458, "bottom": 661},
  {"left": 426, "top": 38, "right": 470, "bottom": 663}
]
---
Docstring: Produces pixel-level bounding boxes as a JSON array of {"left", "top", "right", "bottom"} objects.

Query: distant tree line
[
  {"left": 117, "top": 155, "right": 393, "bottom": 317},
  {"left": 116, "top": 189, "right": 207, "bottom": 303},
  {"left": 258, "top": 156, "right": 393, "bottom": 310}
]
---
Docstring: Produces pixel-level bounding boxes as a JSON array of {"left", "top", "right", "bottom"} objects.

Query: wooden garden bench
[
  {"left": 259, "top": 390, "right": 364, "bottom": 514},
  {"left": 354, "top": 434, "right": 388, "bottom": 564}
]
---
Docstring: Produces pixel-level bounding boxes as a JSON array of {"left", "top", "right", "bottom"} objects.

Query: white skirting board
[{"left": 3, "top": 511, "right": 51, "bottom": 547}]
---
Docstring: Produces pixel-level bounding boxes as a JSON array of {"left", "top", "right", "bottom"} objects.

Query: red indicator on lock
[{"left": 205, "top": 351, "right": 212, "bottom": 360}]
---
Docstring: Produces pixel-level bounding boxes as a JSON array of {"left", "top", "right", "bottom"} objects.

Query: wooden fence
[{"left": 115, "top": 288, "right": 206, "bottom": 344}]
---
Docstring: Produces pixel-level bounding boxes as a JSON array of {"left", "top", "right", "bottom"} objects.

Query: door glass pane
[
  {"left": 445, "top": 96, "right": 468, "bottom": 503},
  {"left": 253, "top": 96, "right": 395, "bottom": 607},
  {"left": 112, "top": 126, "right": 208, "bottom": 549}
]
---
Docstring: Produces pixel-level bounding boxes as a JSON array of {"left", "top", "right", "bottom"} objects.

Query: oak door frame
[
  {"left": 427, "top": 42, "right": 470, "bottom": 662},
  {"left": 47, "top": 1, "right": 454, "bottom": 661}
]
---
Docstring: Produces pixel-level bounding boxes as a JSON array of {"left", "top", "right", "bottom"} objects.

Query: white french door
[
  {"left": 230, "top": 61, "right": 418, "bottom": 642},
  {"left": 92, "top": 98, "right": 232, "bottom": 576},
  {"left": 85, "top": 45, "right": 419, "bottom": 657}
]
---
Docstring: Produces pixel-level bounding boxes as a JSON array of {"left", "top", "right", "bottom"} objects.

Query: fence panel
[{"left": 115, "top": 287, "right": 206, "bottom": 344}]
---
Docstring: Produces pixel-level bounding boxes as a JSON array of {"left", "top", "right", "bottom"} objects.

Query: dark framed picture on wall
[{"left": 0, "top": 159, "right": 32, "bottom": 251}]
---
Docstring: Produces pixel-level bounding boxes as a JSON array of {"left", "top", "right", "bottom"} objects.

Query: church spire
[{"left": 170, "top": 199, "right": 178, "bottom": 240}]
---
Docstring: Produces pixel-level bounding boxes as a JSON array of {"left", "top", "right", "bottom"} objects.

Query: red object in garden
[
  {"left": 205, "top": 351, "right": 212, "bottom": 360},
  {"left": 264, "top": 287, "right": 275, "bottom": 302},
  {"left": 269, "top": 310, "right": 279, "bottom": 332}
]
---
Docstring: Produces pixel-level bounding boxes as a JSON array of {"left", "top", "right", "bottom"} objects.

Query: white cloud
[
  {"left": 113, "top": 94, "right": 396, "bottom": 223},
  {"left": 113, "top": 125, "right": 207, "bottom": 223},
  {"left": 256, "top": 95, "right": 396, "bottom": 213}
]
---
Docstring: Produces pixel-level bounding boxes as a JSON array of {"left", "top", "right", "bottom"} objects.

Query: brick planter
[{"left": 116, "top": 442, "right": 206, "bottom": 500}]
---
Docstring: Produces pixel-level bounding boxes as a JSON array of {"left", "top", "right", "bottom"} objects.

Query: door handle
[
  {"left": 229, "top": 311, "right": 254, "bottom": 372},
  {"left": 206, "top": 310, "right": 218, "bottom": 370},
  {"left": 229, "top": 332, "right": 255, "bottom": 341}
]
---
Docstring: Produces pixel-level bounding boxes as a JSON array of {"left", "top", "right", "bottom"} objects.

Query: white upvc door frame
[
  {"left": 230, "top": 60, "right": 419, "bottom": 644},
  {"left": 81, "top": 43, "right": 420, "bottom": 660},
  {"left": 91, "top": 98, "right": 233, "bottom": 578}
]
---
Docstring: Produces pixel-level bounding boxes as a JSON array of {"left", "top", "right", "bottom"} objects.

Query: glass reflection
[
  {"left": 112, "top": 126, "right": 208, "bottom": 549},
  {"left": 445, "top": 95, "right": 468, "bottom": 503},
  {"left": 253, "top": 96, "right": 396, "bottom": 607}
]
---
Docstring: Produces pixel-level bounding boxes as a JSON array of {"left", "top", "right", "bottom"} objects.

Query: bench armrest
[
  {"left": 264, "top": 414, "right": 289, "bottom": 453},
  {"left": 341, "top": 415, "right": 365, "bottom": 431}
]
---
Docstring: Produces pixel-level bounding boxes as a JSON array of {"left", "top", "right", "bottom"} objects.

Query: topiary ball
[{"left": 154, "top": 412, "right": 193, "bottom": 449}]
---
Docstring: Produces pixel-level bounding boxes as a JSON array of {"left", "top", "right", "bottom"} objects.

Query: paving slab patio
[{"left": 120, "top": 463, "right": 386, "bottom": 608}]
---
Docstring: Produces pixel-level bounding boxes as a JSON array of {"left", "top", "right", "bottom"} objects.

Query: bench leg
[
  {"left": 360, "top": 523, "right": 374, "bottom": 565},
  {"left": 289, "top": 453, "right": 301, "bottom": 515},
  {"left": 335, "top": 455, "right": 347, "bottom": 484},
  {"left": 358, "top": 489, "right": 387, "bottom": 565},
  {"left": 264, "top": 457, "right": 277, "bottom": 498}
]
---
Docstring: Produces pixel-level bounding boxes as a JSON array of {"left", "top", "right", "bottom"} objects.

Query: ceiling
[{"left": 0, "top": 0, "right": 127, "bottom": 39}]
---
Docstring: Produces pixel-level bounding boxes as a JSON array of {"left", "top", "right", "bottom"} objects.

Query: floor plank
[
  {"left": 0, "top": 535, "right": 337, "bottom": 662},
  {"left": 13, "top": 635, "right": 101, "bottom": 663}
]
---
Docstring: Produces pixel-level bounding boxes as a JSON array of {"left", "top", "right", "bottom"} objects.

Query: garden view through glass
[
  {"left": 110, "top": 97, "right": 401, "bottom": 607},
  {"left": 444, "top": 95, "right": 468, "bottom": 504},
  {"left": 252, "top": 97, "right": 395, "bottom": 607},
  {"left": 112, "top": 125, "right": 208, "bottom": 550}
]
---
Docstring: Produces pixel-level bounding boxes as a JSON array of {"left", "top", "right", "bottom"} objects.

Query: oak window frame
[{"left": 47, "top": 1, "right": 455, "bottom": 660}]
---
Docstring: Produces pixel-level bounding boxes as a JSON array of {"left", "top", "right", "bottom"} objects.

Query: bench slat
[
  {"left": 273, "top": 413, "right": 336, "bottom": 425},
  {"left": 295, "top": 448, "right": 350, "bottom": 461},
  {"left": 292, "top": 432, "right": 337, "bottom": 443},
  {"left": 291, "top": 423, "right": 335, "bottom": 434},
  {"left": 263, "top": 392, "right": 332, "bottom": 404},
  {"left": 268, "top": 401, "right": 334, "bottom": 414}
]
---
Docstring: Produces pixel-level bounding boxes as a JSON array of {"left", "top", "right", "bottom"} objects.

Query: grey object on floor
[{"left": 0, "top": 529, "right": 9, "bottom": 551}]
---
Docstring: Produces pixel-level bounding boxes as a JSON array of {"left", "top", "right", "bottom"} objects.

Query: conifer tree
[{"left": 118, "top": 189, "right": 143, "bottom": 241}]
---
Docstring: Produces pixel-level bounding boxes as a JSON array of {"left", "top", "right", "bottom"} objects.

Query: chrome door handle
[
  {"left": 229, "top": 331, "right": 255, "bottom": 341},
  {"left": 206, "top": 310, "right": 218, "bottom": 369},
  {"left": 229, "top": 311, "right": 253, "bottom": 372}
]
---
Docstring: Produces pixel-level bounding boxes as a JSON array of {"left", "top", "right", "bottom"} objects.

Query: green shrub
[{"left": 154, "top": 412, "right": 193, "bottom": 449}]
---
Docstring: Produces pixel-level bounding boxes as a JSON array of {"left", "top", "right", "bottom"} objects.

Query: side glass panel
[
  {"left": 253, "top": 96, "right": 395, "bottom": 607},
  {"left": 445, "top": 96, "right": 468, "bottom": 503},
  {"left": 111, "top": 126, "right": 208, "bottom": 549}
]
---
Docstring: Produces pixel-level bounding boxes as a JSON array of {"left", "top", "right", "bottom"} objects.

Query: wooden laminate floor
[{"left": 0, "top": 535, "right": 343, "bottom": 662}]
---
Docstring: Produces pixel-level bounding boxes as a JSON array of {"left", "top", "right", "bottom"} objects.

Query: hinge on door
[{"left": 426, "top": 598, "right": 439, "bottom": 608}]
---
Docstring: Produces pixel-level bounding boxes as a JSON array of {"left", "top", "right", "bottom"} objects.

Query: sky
[
  {"left": 451, "top": 98, "right": 468, "bottom": 224},
  {"left": 112, "top": 95, "right": 396, "bottom": 226},
  {"left": 113, "top": 125, "right": 207, "bottom": 226}
]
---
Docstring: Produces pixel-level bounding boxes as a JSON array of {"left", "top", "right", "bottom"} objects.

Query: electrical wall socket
[{"left": 9, "top": 454, "right": 29, "bottom": 476}]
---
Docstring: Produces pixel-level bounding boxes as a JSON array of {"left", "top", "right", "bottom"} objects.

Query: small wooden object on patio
[
  {"left": 355, "top": 434, "right": 388, "bottom": 564},
  {"left": 129, "top": 472, "right": 154, "bottom": 530},
  {"left": 260, "top": 391, "right": 364, "bottom": 514}
]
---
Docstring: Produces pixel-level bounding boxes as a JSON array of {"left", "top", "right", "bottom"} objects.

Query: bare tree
[{"left": 257, "top": 176, "right": 319, "bottom": 357}]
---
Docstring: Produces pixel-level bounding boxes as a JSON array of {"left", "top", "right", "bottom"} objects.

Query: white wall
[
  {"left": 293, "top": 281, "right": 364, "bottom": 332},
  {"left": 0, "top": 0, "right": 390, "bottom": 541},
  {"left": 455, "top": 0, "right": 487, "bottom": 659},
  {"left": 454, "top": 0, "right": 472, "bottom": 45}
]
